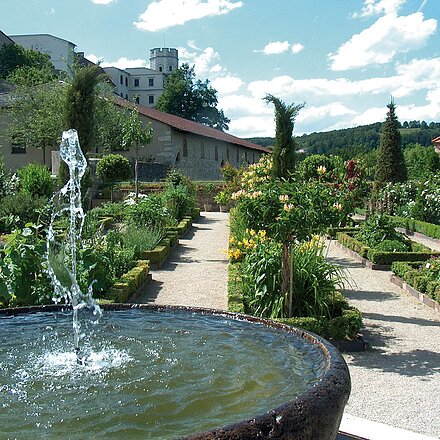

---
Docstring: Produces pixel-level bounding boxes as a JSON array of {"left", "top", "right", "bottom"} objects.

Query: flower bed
[
  {"left": 227, "top": 261, "right": 362, "bottom": 343},
  {"left": 336, "top": 231, "right": 439, "bottom": 268}
]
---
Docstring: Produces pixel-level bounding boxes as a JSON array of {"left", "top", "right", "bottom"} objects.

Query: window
[
  {"left": 120, "top": 74, "right": 123, "bottom": 85},
  {"left": 125, "top": 77, "right": 128, "bottom": 87},
  {"left": 11, "top": 145, "right": 26, "bottom": 154},
  {"left": 159, "top": 66, "right": 163, "bottom": 72},
  {"left": 201, "top": 143, "right": 205, "bottom": 159},
  {"left": 169, "top": 65, "right": 172, "bottom": 72},
  {"left": 148, "top": 95, "right": 154, "bottom": 104},
  {"left": 120, "top": 92, "right": 123, "bottom": 97},
  {"left": 226, "top": 147, "right": 230, "bottom": 160},
  {"left": 215, "top": 145, "right": 219, "bottom": 161},
  {"left": 183, "top": 139, "right": 188, "bottom": 157},
  {"left": 134, "top": 78, "right": 140, "bottom": 87},
  {"left": 125, "top": 94, "right": 128, "bottom": 99},
  {"left": 135, "top": 96, "right": 140, "bottom": 104},
  {"left": 149, "top": 78, "right": 154, "bottom": 87},
  {"left": 236, "top": 149, "right": 239, "bottom": 163}
]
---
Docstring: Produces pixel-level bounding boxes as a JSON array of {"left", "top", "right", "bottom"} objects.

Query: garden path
[
  {"left": 136, "top": 212, "right": 229, "bottom": 310},
  {"left": 326, "top": 240, "right": 440, "bottom": 438}
]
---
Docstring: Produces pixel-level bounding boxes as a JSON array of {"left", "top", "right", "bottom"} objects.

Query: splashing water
[{"left": 46, "top": 129, "right": 101, "bottom": 354}]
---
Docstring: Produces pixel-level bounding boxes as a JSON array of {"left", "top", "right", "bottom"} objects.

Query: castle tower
[{"left": 149, "top": 48, "right": 179, "bottom": 73}]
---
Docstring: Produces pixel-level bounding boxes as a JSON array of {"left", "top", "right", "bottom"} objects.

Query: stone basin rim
[{"left": 0, "top": 303, "right": 351, "bottom": 440}]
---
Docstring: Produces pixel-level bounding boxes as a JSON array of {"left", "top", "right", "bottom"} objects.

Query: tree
[
  {"left": 6, "top": 67, "right": 66, "bottom": 165},
  {"left": 96, "top": 154, "right": 132, "bottom": 201},
  {"left": 156, "top": 63, "right": 230, "bottom": 131},
  {"left": 0, "top": 43, "right": 53, "bottom": 79},
  {"left": 404, "top": 144, "right": 440, "bottom": 180},
  {"left": 375, "top": 100, "right": 406, "bottom": 188},
  {"left": 63, "top": 65, "right": 101, "bottom": 153},
  {"left": 122, "top": 104, "right": 153, "bottom": 199},
  {"left": 263, "top": 94, "right": 304, "bottom": 180}
]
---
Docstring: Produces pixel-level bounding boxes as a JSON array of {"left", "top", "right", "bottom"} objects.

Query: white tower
[{"left": 149, "top": 48, "right": 179, "bottom": 74}]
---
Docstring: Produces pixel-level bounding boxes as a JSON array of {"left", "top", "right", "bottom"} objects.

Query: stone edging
[
  {"left": 333, "top": 240, "right": 390, "bottom": 270},
  {"left": 389, "top": 274, "right": 440, "bottom": 314}
]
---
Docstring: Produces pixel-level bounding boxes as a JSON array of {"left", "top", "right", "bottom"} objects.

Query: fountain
[{"left": 0, "top": 131, "right": 350, "bottom": 439}]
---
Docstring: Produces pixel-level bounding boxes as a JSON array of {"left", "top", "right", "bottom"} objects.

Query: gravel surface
[
  {"left": 326, "top": 240, "right": 440, "bottom": 438},
  {"left": 136, "top": 212, "right": 229, "bottom": 310}
]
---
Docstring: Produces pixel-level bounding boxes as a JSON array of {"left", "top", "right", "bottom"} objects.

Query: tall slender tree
[
  {"left": 122, "top": 103, "right": 153, "bottom": 199},
  {"left": 263, "top": 94, "right": 304, "bottom": 180},
  {"left": 63, "top": 65, "right": 101, "bottom": 153},
  {"left": 375, "top": 100, "right": 406, "bottom": 187}
]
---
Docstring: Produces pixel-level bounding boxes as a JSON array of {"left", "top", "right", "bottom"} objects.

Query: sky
[{"left": 1, "top": 0, "right": 440, "bottom": 138}]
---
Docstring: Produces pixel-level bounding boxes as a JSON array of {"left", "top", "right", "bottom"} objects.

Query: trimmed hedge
[
  {"left": 227, "top": 261, "right": 362, "bottom": 340},
  {"left": 391, "top": 260, "right": 440, "bottom": 303},
  {"left": 337, "top": 232, "right": 440, "bottom": 265},
  {"left": 389, "top": 215, "right": 440, "bottom": 240},
  {"left": 141, "top": 244, "right": 170, "bottom": 265},
  {"left": 107, "top": 260, "right": 150, "bottom": 302},
  {"left": 327, "top": 226, "right": 359, "bottom": 239}
]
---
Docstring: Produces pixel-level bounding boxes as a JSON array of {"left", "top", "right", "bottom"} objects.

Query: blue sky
[{"left": 2, "top": 0, "right": 439, "bottom": 138}]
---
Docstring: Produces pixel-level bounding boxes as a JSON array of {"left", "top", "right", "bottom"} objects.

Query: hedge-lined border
[
  {"left": 102, "top": 213, "right": 199, "bottom": 303},
  {"left": 227, "top": 261, "right": 364, "bottom": 347},
  {"left": 336, "top": 232, "right": 440, "bottom": 269},
  {"left": 390, "top": 274, "right": 440, "bottom": 314},
  {"left": 389, "top": 215, "right": 440, "bottom": 241}
]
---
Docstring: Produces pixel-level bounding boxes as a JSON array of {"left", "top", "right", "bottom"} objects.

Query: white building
[
  {"left": 10, "top": 33, "right": 76, "bottom": 73},
  {"left": 103, "top": 47, "right": 178, "bottom": 107}
]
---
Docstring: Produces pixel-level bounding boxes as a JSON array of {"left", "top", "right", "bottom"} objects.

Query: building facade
[
  {"left": 103, "top": 47, "right": 178, "bottom": 108},
  {"left": 10, "top": 34, "right": 76, "bottom": 73},
  {"left": 0, "top": 30, "right": 14, "bottom": 47}
]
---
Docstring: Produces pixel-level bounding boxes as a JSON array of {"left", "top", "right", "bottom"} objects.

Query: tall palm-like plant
[{"left": 263, "top": 94, "right": 304, "bottom": 180}]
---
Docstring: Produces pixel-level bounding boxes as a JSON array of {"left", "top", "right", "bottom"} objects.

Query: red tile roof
[
  {"left": 114, "top": 97, "right": 270, "bottom": 154},
  {"left": 432, "top": 136, "right": 440, "bottom": 144}
]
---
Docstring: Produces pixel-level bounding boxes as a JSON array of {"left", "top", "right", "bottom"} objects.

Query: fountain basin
[{"left": 0, "top": 304, "right": 350, "bottom": 439}]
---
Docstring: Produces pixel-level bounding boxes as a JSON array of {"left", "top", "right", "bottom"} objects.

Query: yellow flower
[
  {"left": 317, "top": 165, "right": 327, "bottom": 175},
  {"left": 283, "top": 203, "right": 294, "bottom": 212},
  {"left": 279, "top": 194, "right": 289, "bottom": 202}
]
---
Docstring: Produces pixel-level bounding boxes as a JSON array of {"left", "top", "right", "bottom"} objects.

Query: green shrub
[
  {"left": 391, "top": 261, "right": 421, "bottom": 278},
  {"left": 163, "top": 184, "right": 196, "bottom": 222},
  {"left": 355, "top": 214, "right": 405, "bottom": 248},
  {"left": 125, "top": 194, "right": 171, "bottom": 229},
  {"left": 404, "top": 269, "right": 419, "bottom": 286},
  {"left": 0, "top": 224, "right": 52, "bottom": 307},
  {"left": 336, "top": 232, "right": 369, "bottom": 257},
  {"left": 121, "top": 226, "right": 164, "bottom": 257},
  {"left": 367, "top": 250, "right": 438, "bottom": 265},
  {"left": 96, "top": 154, "right": 132, "bottom": 184},
  {"left": 18, "top": 163, "right": 54, "bottom": 199},
  {"left": 413, "top": 275, "right": 429, "bottom": 294},
  {"left": 390, "top": 215, "right": 440, "bottom": 239},
  {"left": 374, "top": 239, "right": 409, "bottom": 252},
  {"left": 0, "top": 192, "right": 49, "bottom": 233}
]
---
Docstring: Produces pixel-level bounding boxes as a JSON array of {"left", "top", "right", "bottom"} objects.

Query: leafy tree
[
  {"left": 6, "top": 67, "right": 66, "bottom": 165},
  {"left": 263, "top": 94, "right": 304, "bottom": 180},
  {"left": 122, "top": 104, "right": 153, "bottom": 199},
  {"left": 96, "top": 154, "right": 132, "bottom": 201},
  {"left": 156, "top": 63, "right": 230, "bottom": 131},
  {"left": 375, "top": 100, "right": 406, "bottom": 188},
  {"left": 63, "top": 65, "right": 101, "bottom": 153},
  {"left": 404, "top": 144, "right": 440, "bottom": 180},
  {"left": 0, "top": 43, "right": 53, "bottom": 79}
]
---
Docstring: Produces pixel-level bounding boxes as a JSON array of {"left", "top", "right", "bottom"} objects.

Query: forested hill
[{"left": 247, "top": 121, "right": 440, "bottom": 156}]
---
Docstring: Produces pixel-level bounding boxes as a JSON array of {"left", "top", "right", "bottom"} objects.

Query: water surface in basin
[{"left": 0, "top": 309, "right": 327, "bottom": 439}]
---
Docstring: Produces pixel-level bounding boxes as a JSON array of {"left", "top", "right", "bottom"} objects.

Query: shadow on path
[
  {"left": 348, "top": 348, "right": 440, "bottom": 377},
  {"left": 342, "top": 289, "right": 399, "bottom": 302}
]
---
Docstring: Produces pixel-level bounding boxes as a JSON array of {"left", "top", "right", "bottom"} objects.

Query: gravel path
[
  {"left": 326, "top": 240, "right": 440, "bottom": 438},
  {"left": 136, "top": 212, "right": 229, "bottom": 310}
]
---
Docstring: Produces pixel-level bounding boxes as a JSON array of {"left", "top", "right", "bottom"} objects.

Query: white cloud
[
  {"left": 329, "top": 12, "right": 437, "bottom": 71},
  {"left": 91, "top": 0, "right": 115, "bottom": 4},
  {"left": 212, "top": 76, "right": 244, "bottom": 95},
  {"left": 45, "top": 7, "right": 55, "bottom": 14},
  {"left": 229, "top": 115, "right": 275, "bottom": 138},
  {"left": 291, "top": 43, "right": 304, "bottom": 54},
  {"left": 134, "top": 0, "right": 243, "bottom": 32},
  {"left": 87, "top": 54, "right": 148, "bottom": 69},
  {"left": 178, "top": 46, "right": 222, "bottom": 77},
  {"left": 255, "top": 41, "right": 304, "bottom": 55},
  {"left": 352, "top": 0, "right": 406, "bottom": 18}
]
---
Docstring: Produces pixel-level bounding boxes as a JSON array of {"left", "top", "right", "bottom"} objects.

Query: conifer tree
[
  {"left": 375, "top": 100, "right": 406, "bottom": 187},
  {"left": 63, "top": 65, "right": 101, "bottom": 152},
  {"left": 263, "top": 94, "right": 304, "bottom": 180}
]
